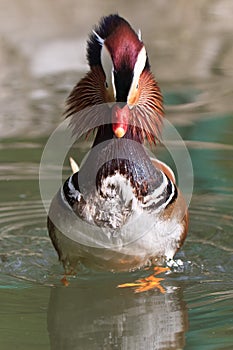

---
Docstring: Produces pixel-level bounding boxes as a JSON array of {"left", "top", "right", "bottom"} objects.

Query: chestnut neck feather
[{"left": 66, "top": 67, "right": 163, "bottom": 146}]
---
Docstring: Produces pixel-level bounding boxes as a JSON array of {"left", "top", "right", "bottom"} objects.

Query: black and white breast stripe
[
  {"left": 142, "top": 171, "right": 177, "bottom": 212},
  {"left": 62, "top": 167, "right": 177, "bottom": 216},
  {"left": 62, "top": 172, "right": 82, "bottom": 207}
]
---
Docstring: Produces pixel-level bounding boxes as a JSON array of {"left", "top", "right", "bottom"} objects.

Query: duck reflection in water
[{"left": 47, "top": 277, "right": 188, "bottom": 350}]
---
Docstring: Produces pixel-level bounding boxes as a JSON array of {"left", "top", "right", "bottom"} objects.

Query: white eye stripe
[
  {"left": 127, "top": 46, "right": 147, "bottom": 105},
  {"left": 101, "top": 45, "right": 116, "bottom": 97},
  {"left": 101, "top": 45, "right": 113, "bottom": 80},
  {"left": 133, "top": 46, "right": 147, "bottom": 82}
]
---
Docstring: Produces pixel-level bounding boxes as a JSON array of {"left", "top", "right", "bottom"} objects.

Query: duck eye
[
  {"left": 105, "top": 81, "right": 108, "bottom": 88},
  {"left": 136, "top": 84, "right": 139, "bottom": 89}
]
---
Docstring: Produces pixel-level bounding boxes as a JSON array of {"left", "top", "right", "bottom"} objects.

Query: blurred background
[
  {"left": 0, "top": 1, "right": 233, "bottom": 350},
  {"left": 0, "top": 0, "right": 232, "bottom": 137}
]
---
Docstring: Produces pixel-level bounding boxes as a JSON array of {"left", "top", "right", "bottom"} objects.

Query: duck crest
[{"left": 87, "top": 14, "right": 141, "bottom": 68}]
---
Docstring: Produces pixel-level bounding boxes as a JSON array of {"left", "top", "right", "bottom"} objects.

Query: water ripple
[
  {"left": 0, "top": 200, "right": 59, "bottom": 286},
  {"left": 0, "top": 192, "right": 232, "bottom": 289}
]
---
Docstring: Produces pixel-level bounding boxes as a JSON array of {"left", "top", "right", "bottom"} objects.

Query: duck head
[{"left": 66, "top": 14, "right": 164, "bottom": 145}]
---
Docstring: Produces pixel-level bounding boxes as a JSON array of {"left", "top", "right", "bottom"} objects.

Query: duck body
[{"left": 47, "top": 14, "right": 188, "bottom": 274}]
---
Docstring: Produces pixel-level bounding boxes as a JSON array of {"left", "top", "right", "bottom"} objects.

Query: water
[{"left": 1, "top": 1, "right": 233, "bottom": 349}]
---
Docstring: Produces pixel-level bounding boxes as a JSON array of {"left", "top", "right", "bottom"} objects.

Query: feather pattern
[
  {"left": 65, "top": 67, "right": 111, "bottom": 138},
  {"left": 65, "top": 68, "right": 163, "bottom": 144}
]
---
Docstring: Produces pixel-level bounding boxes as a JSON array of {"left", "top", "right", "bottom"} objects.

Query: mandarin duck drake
[{"left": 48, "top": 14, "right": 188, "bottom": 289}]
